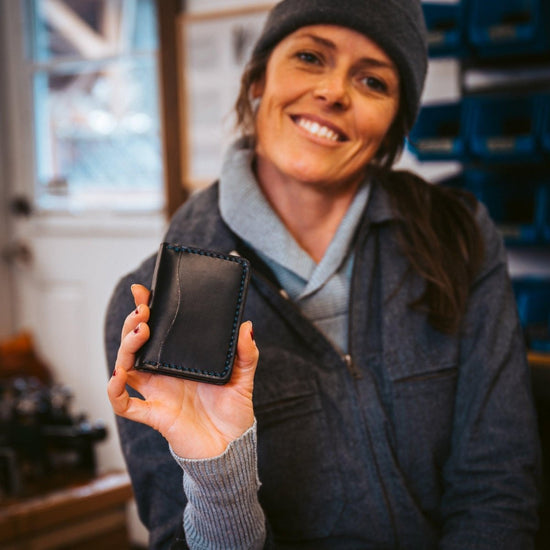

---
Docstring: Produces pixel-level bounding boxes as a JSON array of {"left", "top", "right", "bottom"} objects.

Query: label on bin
[
  {"left": 417, "top": 138, "right": 455, "bottom": 153},
  {"left": 486, "top": 137, "right": 517, "bottom": 152},
  {"left": 427, "top": 31, "right": 447, "bottom": 47},
  {"left": 488, "top": 24, "right": 518, "bottom": 42}
]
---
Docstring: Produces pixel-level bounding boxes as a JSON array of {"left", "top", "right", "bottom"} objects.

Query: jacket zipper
[
  {"left": 344, "top": 353, "right": 362, "bottom": 379},
  {"left": 344, "top": 239, "right": 363, "bottom": 380}
]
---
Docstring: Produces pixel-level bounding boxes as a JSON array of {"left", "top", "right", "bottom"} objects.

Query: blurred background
[{"left": 0, "top": 0, "right": 548, "bottom": 548}]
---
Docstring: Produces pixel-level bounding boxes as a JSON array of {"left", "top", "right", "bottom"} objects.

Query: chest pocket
[
  {"left": 253, "top": 347, "right": 345, "bottom": 541},
  {"left": 391, "top": 363, "right": 458, "bottom": 516}
]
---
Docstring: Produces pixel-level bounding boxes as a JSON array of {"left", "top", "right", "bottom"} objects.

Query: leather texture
[{"left": 135, "top": 243, "right": 250, "bottom": 384}]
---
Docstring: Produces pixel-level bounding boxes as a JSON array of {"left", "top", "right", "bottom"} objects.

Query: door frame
[{"left": 0, "top": 0, "right": 29, "bottom": 337}]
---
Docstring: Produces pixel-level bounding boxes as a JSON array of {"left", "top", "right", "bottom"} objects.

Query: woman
[{"left": 105, "top": 0, "right": 541, "bottom": 548}]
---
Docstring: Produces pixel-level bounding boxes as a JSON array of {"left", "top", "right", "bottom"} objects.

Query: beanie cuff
[{"left": 252, "top": 0, "right": 428, "bottom": 129}]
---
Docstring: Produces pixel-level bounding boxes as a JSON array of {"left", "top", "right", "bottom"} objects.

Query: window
[{"left": 24, "top": 0, "right": 164, "bottom": 212}]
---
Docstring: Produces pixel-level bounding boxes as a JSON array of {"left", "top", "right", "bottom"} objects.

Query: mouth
[{"left": 291, "top": 115, "right": 348, "bottom": 142}]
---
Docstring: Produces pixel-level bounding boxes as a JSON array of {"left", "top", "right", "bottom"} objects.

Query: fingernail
[
  {"left": 133, "top": 324, "right": 140, "bottom": 334},
  {"left": 112, "top": 368, "right": 117, "bottom": 377},
  {"left": 134, "top": 306, "right": 140, "bottom": 315},
  {"left": 250, "top": 323, "right": 255, "bottom": 342}
]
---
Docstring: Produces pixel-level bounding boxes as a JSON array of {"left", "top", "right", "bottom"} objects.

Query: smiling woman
[
  {"left": 251, "top": 26, "right": 401, "bottom": 260},
  {"left": 105, "top": 1, "right": 541, "bottom": 549},
  {"left": 253, "top": 28, "right": 401, "bottom": 172}
]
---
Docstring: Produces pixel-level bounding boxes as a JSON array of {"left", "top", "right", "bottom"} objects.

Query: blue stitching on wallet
[{"left": 142, "top": 245, "right": 249, "bottom": 379}]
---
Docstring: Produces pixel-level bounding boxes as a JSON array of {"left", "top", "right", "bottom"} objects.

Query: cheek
[
  {"left": 254, "top": 102, "right": 276, "bottom": 151},
  {"left": 357, "top": 105, "right": 398, "bottom": 144},
  {"left": 255, "top": 85, "right": 293, "bottom": 140}
]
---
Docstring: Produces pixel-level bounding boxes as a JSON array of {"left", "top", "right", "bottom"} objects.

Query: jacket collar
[
  {"left": 364, "top": 178, "right": 397, "bottom": 226},
  {"left": 165, "top": 171, "right": 397, "bottom": 257}
]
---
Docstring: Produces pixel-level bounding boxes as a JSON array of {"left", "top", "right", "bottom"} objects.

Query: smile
[{"left": 292, "top": 116, "right": 347, "bottom": 142}]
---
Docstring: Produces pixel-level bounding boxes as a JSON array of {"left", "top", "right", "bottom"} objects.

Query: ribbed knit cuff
[{"left": 170, "top": 421, "right": 265, "bottom": 550}]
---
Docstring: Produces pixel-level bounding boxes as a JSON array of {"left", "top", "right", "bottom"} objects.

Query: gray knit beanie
[{"left": 252, "top": 0, "right": 428, "bottom": 130}]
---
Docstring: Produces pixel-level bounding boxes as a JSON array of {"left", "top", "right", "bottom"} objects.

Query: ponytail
[{"left": 381, "top": 169, "right": 484, "bottom": 334}]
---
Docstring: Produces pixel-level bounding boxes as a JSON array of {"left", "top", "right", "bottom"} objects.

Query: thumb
[{"left": 231, "top": 321, "right": 259, "bottom": 384}]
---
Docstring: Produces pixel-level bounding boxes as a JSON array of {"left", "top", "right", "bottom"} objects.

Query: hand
[{"left": 107, "top": 284, "right": 259, "bottom": 459}]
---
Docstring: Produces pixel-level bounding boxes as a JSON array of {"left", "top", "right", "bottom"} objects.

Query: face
[{"left": 253, "top": 24, "right": 401, "bottom": 194}]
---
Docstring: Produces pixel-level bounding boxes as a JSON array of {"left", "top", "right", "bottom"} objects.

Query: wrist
[
  {"left": 170, "top": 419, "right": 257, "bottom": 463},
  {"left": 169, "top": 416, "right": 255, "bottom": 460}
]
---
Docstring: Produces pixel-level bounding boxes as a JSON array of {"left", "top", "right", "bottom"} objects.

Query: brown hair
[
  {"left": 381, "top": 169, "right": 484, "bottom": 333},
  {"left": 234, "top": 50, "right": 484, "bottom": 334}
]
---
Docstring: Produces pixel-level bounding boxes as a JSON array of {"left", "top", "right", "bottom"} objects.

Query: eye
[
  {"left": 296, "top": 51, "right": 322, "bottom": 65},
  {"left": 359, "top": 75, "right": 388, "bottom": 93}
]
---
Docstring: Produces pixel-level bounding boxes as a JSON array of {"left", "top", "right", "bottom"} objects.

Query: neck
[{"left": 254, "top": 155, "right": 363, "bottom": 263}]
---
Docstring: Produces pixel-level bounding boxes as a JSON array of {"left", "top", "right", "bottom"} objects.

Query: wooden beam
[
  {"left": 42, "top": 0, "right": 113, "bottom": 58},
  {"left": 100, "top": 0, "right": 123, "bottom": 52},
  {"left": 156, "top": 0, "right": 188, "bottom": 218}
]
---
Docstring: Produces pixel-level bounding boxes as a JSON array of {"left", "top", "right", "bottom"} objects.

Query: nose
[{"left": 313, "top": 71, "right": 351, "bottom": 110}]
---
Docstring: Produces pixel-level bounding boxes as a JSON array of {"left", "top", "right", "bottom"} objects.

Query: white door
[{"left": 0, "top": 0, "right": 167, "bottom": 543}]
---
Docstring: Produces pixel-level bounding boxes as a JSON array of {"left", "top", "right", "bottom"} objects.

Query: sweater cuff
[{"left": 170, "top": 421, "right": 265, "bottom": 550}]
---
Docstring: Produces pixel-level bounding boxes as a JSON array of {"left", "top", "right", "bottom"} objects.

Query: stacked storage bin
[
  {"left": 467, "top": 93, "right": 544, "bottom": 162},
  {"left": 514, "top": 278, "right": 550, "bottom": 352},
  {"left": 416, "top": 7, "right": 550, "bottom": 542},
  {"left": 422, "top": 2, "right": 467, "bottom": 58},
  {"left": 439, "top": 168, "right": 548, "bottom": 245},
  {"left": 409, "top": 93, "right": 550, "bottom": 162},
  {"left": 411, "top": 0, "right": 550, "bottom": 351},
  {"left": 467, "top": 0, "right": 550, "bottom": 58}
]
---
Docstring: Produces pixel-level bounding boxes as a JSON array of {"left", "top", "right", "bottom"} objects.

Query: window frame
[{"left": 0, "top": 0, "right": 187, "bottom": 218}]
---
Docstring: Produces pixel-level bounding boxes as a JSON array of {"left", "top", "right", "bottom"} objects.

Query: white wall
[{"left": 0, "top": 2, "right": 164, "bottom": 545}]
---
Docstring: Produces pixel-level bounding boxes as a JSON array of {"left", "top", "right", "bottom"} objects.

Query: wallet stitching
[{"left": 143, "top": 245, "right": 249, "bottom": 379}]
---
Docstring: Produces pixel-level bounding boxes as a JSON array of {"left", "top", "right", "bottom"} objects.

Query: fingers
[
  {"left": 116, "top": 320, "right": 150, "bottom": 373},
  {"left": 121, "top": 302, "right": 150, "bottom": 340},
  {"left": 107, "top": 356, "right": 151, "bottom": 424},
  {"left": 108, "top": 283, "right": 152, "bottom": 420},
  {"left": 108, "top": 284, "right": 152, "bottom": 423},
  {"left": 131, "top": 284, "right": 150, "bottom": 308},
  {"left": 107, "top": 354, "right": 132, "bottom": 414},
  {"left": 109, "top": 319, "right": 151, "bottom": 417},
  {"left": 121, "top": 284, "right": 150, "bottom": 340}
]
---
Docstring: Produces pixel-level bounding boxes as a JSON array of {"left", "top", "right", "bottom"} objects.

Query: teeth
[{"left": 297, "top": 118, "right": 340, "bottom": 142}]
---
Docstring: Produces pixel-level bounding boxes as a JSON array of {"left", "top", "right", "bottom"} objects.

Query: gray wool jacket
[{"left": 104, "top": 178, "right": 540, "bottom": 550}]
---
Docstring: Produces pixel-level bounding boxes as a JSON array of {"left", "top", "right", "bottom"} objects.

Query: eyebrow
[{"left": 297, "top": 32, "right": 397, "bottom": 72}]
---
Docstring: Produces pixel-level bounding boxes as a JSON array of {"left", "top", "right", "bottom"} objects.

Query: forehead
[{"left": 275, "top": 24, "right": 395, "bottom": 65}]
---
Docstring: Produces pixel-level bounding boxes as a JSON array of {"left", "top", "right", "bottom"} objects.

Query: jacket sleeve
[
  {"left": 104, "top": 254, "right": 188, "bottom": 550},
  {"left": 438, "top": 204, "right": 542, "bottom": 549}
]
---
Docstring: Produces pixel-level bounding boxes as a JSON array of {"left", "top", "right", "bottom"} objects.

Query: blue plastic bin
[
  {"left": 468, "top": 0, "right": 550, "bottom": 58},
  {"left": 408, "top": 101, "right": 468, "bottom": 161},
  {"left": 469, "top": 173, "right": 540, "bottom": 243},
  {"left": 468, "top": 94, "right": 542, "bottom": 162},
  {"left": 513, "top": 278, "right": 550, "bottom": 352},
  {"left": 540, "top": 93, "right": 550, "bottom": 154},
  {"left": 422, "top": 2, "right": 467, "bottom": 58},
  {"left": 438, "top": 169, "right": 548, "bottom": 245},
  {"left": 540, "top": 182, "right": 550, "bottom": 241}
]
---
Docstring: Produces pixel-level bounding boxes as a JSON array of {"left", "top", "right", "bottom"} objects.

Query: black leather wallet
[{"left": 135, "top": 243, "right": 251, "bottom": 384}]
